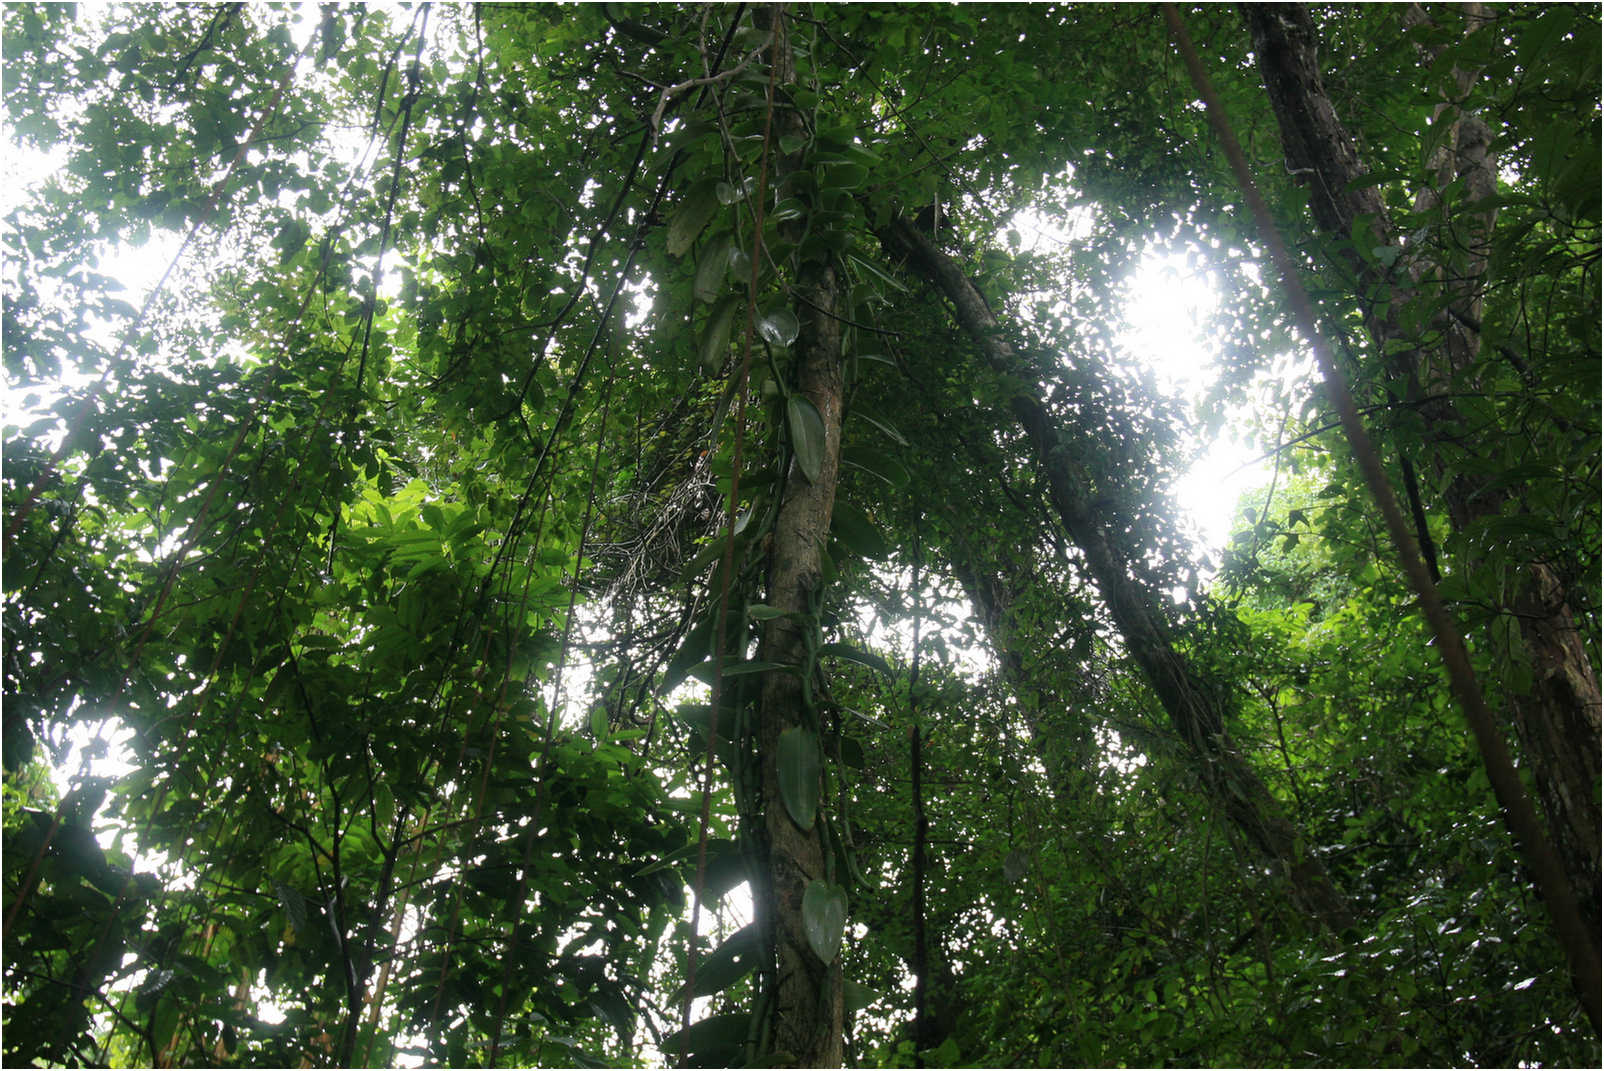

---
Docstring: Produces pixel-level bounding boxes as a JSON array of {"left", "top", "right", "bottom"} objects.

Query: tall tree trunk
[
  {"left": 877, "top": 217, "right": 1352, "bottom": 934},
  {"left": 1242, "top": 1, "right": 1601, "bottom": 937},
  {"left": 752, "top": 9, "right": 846, "bottom": 1065}
]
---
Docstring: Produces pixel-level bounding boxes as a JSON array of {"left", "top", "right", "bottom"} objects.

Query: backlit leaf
[
  {"left": 759, "top": 306, "right": 800, "bottom": 347},
  {"left": 801, "top": 879, "right": 848, "bottom": 963}
]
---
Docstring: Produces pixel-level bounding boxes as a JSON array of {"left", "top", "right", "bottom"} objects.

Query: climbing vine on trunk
[{"left": 3, "top": 3, "right": 1597, "bottom": 1066}]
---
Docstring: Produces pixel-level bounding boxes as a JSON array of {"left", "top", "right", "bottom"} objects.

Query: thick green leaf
[
  {"left": 831, "top": 501, "right": 889, "bottom": 560},
  {"left": 693, "top": 232, "right": 734, "bottom": 303},
  {"left": 769, "top": 197, "right": 806, "bottom": 223},
  {"left": 700, "top": 296, "right": 740, "bottom": 374},
  {"left": 841, "top": 445, "right": 909, "bottom": 489},
  {"left": 699, "top": 839, "right": 751, "bottom": 901},
  {"left": 680, "top": 922, "right": 760, "bottom": 999},
  {"left": 759, "top": 306, "right": 800, "bottom": 347},
  {"left": 777, "top": 726, "right": 822, "bottom": 831},
  {"left": 1003, "top": 849, "right": 1028, "bottom": 884},
  {"left": 150, "top": 995, "right": 180, "bottom": 1057},
  {"left": 844, "top": 979, "right": 884, "bottom": 1014},
  {"left": 823, "top": 161, "right": 868, "bottom": 189},
  {"left": 275, "top": 218, "right": 310, "bottom": 261},
  {"left": 725, "top": 658, "right": 789, "bottom": 679},
  {"left": 672, "top": 703, "right": 730, "bottom": 759},
  {"left": 856, "top": 410, "right": 908, "bottom": 446},
  {"left": 544, "top": 1035, "right": 611, "bottom": 1068},
  {"left": 373, "top": 780, "right": 395, "bottom": 830},
  {"left": 590, "top": 989, "right": 635, "bottom": 1043},
  {"left": 659, "top": 1012, "right": 750, "bottom": 1064},
  {"left": 928, "top": 1036, "right": 962, "bottom": 1066},
  {"left": 817, "top": 642, "right": 893, "bottom": 678},
  {"left": 845, "top": 251, "right": 908, "bottom": 292},
  {"left": 801, "top": 879, "right": 848, "bottom": 963},
  {"left": 272, "top": 879, "right": 307, "bottom": 934},
  {"left": 715, "top": 175, "right": 755, "bottom": 204},
  {"left": 663, "top": 611, "right": 715, "bottom": 693},
  {"left": 787, "top": 395, "right": 827, "bottom": 484},
  {"left": 688, "top": 657, "right": 787, "bottom": 683},
  {"left": 668, "top": 178, "right": 721, "bottom": 257}
]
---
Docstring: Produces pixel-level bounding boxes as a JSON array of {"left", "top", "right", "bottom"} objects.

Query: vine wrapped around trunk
[{"left": 750, "top": 8, "right": 847, "bottom": 1065}]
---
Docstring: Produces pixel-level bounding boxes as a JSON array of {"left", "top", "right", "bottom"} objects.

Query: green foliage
[{"left": 3, "top": 2, "right": 1597, "bottom": 1067}]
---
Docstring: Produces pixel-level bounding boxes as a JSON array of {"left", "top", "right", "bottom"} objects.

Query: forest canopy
[{"left": 2, "top": 2, "right": 1599, "bottom": 1067}]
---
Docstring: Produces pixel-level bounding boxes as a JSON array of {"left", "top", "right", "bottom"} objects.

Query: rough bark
[
  {"left": 878, "top": 217, "right": 1352, "bottom": 934},
  {"left": 1243, "top": 1, "right": 1601, "bottom": 937},
  {"left": 752, "top": 9, "right": 846, "bottom": 1065}
]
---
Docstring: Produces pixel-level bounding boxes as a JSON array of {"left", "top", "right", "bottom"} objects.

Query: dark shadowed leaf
[
  {"left": 700, "top": 296, "right": 740, "bottom": 374},
  {"left": 668, "top": 178, "right": 721, "bottom": 257},
  {"left": 659, "top": 1013, "right": 750, "bottom": 1065},
  {"left": 787, "top": 395, "right": 826, "bottom": 483},
  {"left": 677, "top": 922, "right": 760, "bottom": 999},
  {"left": 694, "top": 232, "right": 734, "bottom": 303},
  {"left": 818, "top": 642, "right": 893, "bottom": 678},
  {"left": 778, "top": 726, "right": 822, "bottom": 831}
]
